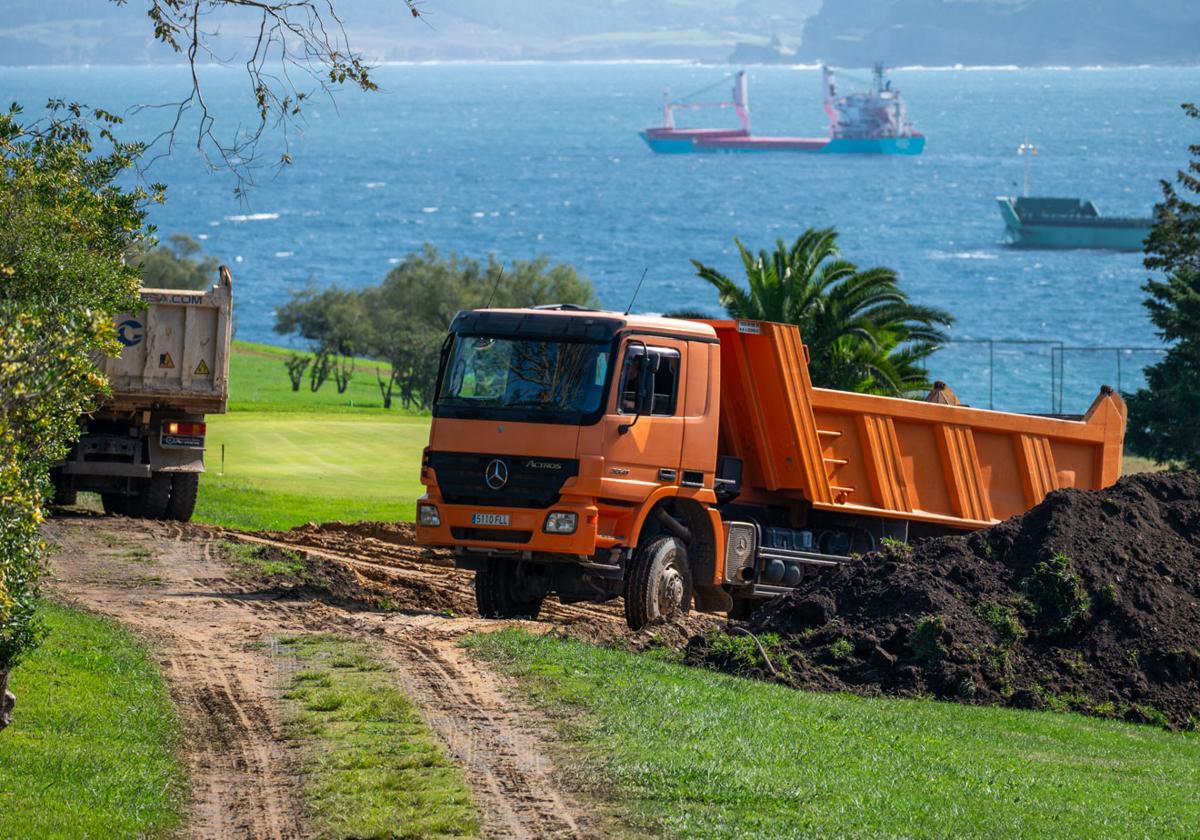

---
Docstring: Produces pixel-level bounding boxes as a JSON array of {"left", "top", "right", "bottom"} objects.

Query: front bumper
[{"left": 415, "top": 494, "right": 599, "bottom": 557}]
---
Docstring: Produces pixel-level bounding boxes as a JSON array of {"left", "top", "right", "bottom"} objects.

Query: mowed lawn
[
  {"left": 469, "top": 630, "right": 1200, "bottom": 840},
  {"left": 197, "top": 412, "right": 429, "bottom": 531},
  {"left": 0, "top": 604, "right": 186, "bottom": 838},
  {"left": 190, "top": 341, "right": 430, "bottom": 531}
]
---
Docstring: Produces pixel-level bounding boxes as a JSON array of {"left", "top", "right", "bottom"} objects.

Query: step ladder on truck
[{"left": 415, "top": 307, "right": 1126, "bottom": 630}]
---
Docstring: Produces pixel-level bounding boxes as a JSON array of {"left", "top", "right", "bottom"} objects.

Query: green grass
[
  {"left": 195, "top": 411, "right": 428, "bottom": 530},
  {"left": 467, "top": 629, "right": 1200, "bottom": 840},
  {"left": 229, "top": 341, "right": 419, "bottom": 414},
  {"left": 0, "top": 603, "right": 186, "bottom": 838},
  {"left": 271, "top": 634, "right": 478, "bottom": 839},
  {"left": 221, "top": 540, "right": 307, "bottom": 577}
]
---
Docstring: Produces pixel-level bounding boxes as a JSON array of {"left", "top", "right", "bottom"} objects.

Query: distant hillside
[
  {"left": 798, "top": 0, "right": 1200, "bottom": 67},
  {"left": 3, "top": 0, "right": 1195, "bottom": 67},
  {"left": 0, "top": 0, "right": 819, "bottom": 65}
]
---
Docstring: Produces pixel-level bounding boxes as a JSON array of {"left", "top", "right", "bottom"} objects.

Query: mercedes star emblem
[{"left": 485, "top": 459, "right": 509, "bottom": 490}]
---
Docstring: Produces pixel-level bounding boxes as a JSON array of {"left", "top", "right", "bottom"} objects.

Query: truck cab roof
[{"left": 450, "top": 307, "right": 720, "bottom": 343}]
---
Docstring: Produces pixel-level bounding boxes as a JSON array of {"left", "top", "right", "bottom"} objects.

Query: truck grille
[
  {"left": 450, "top": 527, "right": 532, "bottom": 544},
  {"left": 428, "top": 451, "right": 579, "bottom": 509}
]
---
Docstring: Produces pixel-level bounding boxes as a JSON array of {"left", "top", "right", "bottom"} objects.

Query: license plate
[
  {"left": 160, "top": 434, "right": 204, "bottom": 449},
  {"left": 471, "top": 513, "right": 510, "bottom": 526}
]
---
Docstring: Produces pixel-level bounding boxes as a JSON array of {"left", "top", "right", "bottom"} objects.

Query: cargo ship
[
  {"left": 640, "top": 64, "right": 924, "bottom": 155},
  {"left": 996, "top": 197, "right": 1154, "bottom": 251}
]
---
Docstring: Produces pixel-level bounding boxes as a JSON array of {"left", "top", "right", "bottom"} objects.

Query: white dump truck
[{"left": 52, "top": 268, "right": 233, "bottom": 521}]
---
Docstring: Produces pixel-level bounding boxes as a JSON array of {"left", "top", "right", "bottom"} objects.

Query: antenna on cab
[
  {"left": 624, "top": 268, "right": 649, "bottom": 316},
  {"left": 484, "top": 267, "right": 505, "bottom": 309}
]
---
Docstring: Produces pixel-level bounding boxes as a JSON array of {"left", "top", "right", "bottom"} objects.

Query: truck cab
[
  {"left": 416, "top": 306, "right": 1126, "bottom": 629},
  {"left": 417, "top": 307, "right": 729, "bottom": 628}
]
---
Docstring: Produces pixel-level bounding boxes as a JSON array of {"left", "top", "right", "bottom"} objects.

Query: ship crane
[{"left": 660, "top": 71, "right": 750, "bottom": 132}]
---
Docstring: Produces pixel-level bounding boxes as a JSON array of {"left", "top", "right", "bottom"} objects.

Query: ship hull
[
  {"left": 1002, "top": 225, "right": 1151, "bottom": 251},
  {"left": 640, "top": 129, "right": 925, "bottom": 155}
]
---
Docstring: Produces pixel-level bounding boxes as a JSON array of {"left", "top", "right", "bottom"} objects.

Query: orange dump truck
[{"left": 416, "top": 307, "right": 1126, "bottom": 629}]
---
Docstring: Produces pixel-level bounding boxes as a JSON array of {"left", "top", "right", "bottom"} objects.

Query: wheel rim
[{"left": 657, "top": 557, "right": 685, "bottom": 615}]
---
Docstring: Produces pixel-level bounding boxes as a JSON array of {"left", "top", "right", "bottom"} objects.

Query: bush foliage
[{"left": 0, "top": 102, "right": 152, "bottom": 677}]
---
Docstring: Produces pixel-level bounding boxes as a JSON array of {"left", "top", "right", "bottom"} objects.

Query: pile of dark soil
[{"left": 686, "top": 471, "right": 1200, "bottom": 728}]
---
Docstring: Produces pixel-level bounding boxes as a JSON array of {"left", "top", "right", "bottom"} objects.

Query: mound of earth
[{"left": 686, "top": 471, "right": 1200, "bottom": 728}]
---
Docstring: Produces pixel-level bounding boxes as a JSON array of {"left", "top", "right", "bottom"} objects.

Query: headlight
[
  {"left": 543, "top": 511, "right": 577, "bottom": 534},
  {"left": 417, "top": 503, "right": 441, "bottom": 527}
]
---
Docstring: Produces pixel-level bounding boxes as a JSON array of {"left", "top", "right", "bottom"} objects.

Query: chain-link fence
[{"left": 928, "top": 341, "right": 1166, "bottom": 414}]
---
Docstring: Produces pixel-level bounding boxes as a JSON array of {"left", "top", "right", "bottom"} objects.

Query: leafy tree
[
  {"left": 0, "top": 103, "right": 153, "bottom": 729},
  {"left": 276, "top": 283, "right": 366, "bottom": 394},
  {"left": 693, "top": 228, "right": 953, "bottom": 395},
  {"left": 274, "top": 246, "right": 599, "bottom": 409},
  {"left": 365, "top": 247, "right": 598, "bottom": 410},
  {"left": 1125, "top": 103, "right": 1200, "bottom": 468},
  {"left": 131, "top": 233, "right": 218, "bottom": 290}
]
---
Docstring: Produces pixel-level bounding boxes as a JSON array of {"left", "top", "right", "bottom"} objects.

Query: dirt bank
[{"left": 688, "top": 471, "right": 1200, "bottom": 729}]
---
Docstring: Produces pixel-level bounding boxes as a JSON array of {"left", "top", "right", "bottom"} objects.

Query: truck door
[{"left": 602, "top": 340, "right": 686, "bottom": 495}]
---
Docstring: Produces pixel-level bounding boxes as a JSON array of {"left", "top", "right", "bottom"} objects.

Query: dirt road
[{"left": 43, "top": 514, "right": 645, "bottom": 839}]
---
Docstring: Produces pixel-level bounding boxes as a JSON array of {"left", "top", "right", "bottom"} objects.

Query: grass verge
[
  {"left": 467, "top": 629, "right": 1200, "bottom": 840},
  {"left": 270, "top": 634, "right": 478, "bottom": 839},
  {"left": 0, "top": 603, "right": 185, "bottom": 838},
  {"left": 195, "top": 411, "right": 427, "bottom": 530}
]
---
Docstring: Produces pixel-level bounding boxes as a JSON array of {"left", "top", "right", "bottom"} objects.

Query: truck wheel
[
  {"left": 101, "top": 493, "right": 129, "bottom": 516},
  {"left": 136, "top": 474, "right": 172, "bottom": 520},
  {"left": 166, "top": 473, "right": 200, "bottom": 522},
  {"left": 51, "top": 471, "right": 76, "bottom": 507},
  {"left": 624, "top": 534, "right": 692, "bottom": 631},
  {"left": 475, "top": 559, "right": 544, "bottom": 619}
]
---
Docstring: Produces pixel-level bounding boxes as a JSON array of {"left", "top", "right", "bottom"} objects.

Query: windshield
[{"left": 436, "top": 335, "right": 611, "bottom": 422}]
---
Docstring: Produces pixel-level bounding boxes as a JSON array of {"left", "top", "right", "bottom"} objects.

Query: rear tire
[
  {"left": 101, "top": 492, "right": 129, "bottom": 516},
  {"left": 475, "top": 559, "right": 545, "bottom": 619},
  {"left": 624, "top": 534, "right": 693, "bottom": 631},
  {"left": 135, "top": 473, "right": 172, "bottom": 520},
  {"left": 166, "top": 473, "right": 200, "bottom": 522}
]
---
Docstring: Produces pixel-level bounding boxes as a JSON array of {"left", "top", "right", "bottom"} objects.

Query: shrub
[
  {"left": 0, "top": 102, "right": 150, "bottom": 725},
  {"left": 829, "top": 637, "right": 853, "bottom": 661},
  {"left": 909, "top": 615, "right": 948, "bottom": 665},
  {"left": 1018, "top": 553, "right": 1092, "bottom": 641},
  {"left": 974, "top": 600, "right": 1027, "bottom": 646}
]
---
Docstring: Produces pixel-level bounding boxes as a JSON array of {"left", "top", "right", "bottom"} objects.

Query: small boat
[
  {"left": 995, "top": 142, "right": 1153, "bottom": 251},
  {"left": 996, "top": 196, "right": 1154, "bottom": 251},
  {"left": 640, "top": 64, "right": 925, "bottom": 155}
]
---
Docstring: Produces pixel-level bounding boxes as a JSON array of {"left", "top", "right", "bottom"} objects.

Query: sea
[{"left": 3, "top": 63, "right": 1195, "bottom": 412}]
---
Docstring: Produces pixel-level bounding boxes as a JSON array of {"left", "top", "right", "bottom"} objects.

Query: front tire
[
  {"left": 166, "top": 473, "right": 200, "bottom": 522},
  {"left": 475, "top": 559, "right": 545, "bottom": 619},
  {"left": 51, "top": 471, "right": 77, "bottom": 507},
  {"left": 101, "top": 492, "right": 130, "bottom": 516},
  {"left": 624, "top": 534, "right": 693, "bottom": 631}
]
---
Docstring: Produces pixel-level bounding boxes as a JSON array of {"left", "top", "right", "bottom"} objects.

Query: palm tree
[{"left": 692, "top": 228, "right": 953, "bottom": 396}]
